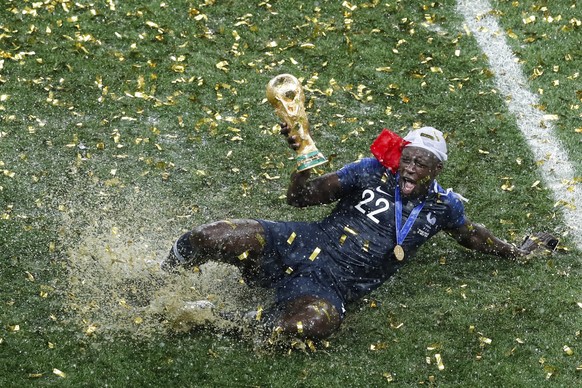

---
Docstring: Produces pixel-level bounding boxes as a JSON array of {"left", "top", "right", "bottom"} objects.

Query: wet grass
[{"left": 1, "top": 0, "right": 580, "bottom": 386}]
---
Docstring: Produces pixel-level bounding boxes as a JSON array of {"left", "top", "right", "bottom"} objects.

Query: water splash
[{"left": 60, "top": 186, "right": 270, "bottom": 340}]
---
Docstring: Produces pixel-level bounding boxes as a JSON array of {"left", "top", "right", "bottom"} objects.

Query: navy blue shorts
[{"left": 252, "top": 219, "right": 346, "bottom": 318}]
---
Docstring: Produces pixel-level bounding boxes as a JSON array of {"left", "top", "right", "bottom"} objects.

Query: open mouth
[{"left": 400, "top": 176, "right": 417, "bottom": 195}]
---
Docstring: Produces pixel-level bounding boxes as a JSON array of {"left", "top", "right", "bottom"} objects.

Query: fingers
[
  {"left": 520, "top": 232, "right": 559, "bottom": 254},
  {"left": 279, "top": 122, "right": 301, "bottom": 150},
  {"left": 287, "top": 136, "right": 301, "bottom": 151},
  {"left": 532, "top": 232, "right": 559, "bottom": 251},
  {"left": 279, "top": 122, "right": 290, "bottom": 135}
]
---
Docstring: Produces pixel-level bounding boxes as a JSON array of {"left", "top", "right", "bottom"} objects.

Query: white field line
[{"left": 456, "top": 0, "right": 581, "bottom": 249}]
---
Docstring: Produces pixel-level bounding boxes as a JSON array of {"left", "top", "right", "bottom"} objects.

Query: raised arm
[
  {"left": 280, "top": 122, "right": 343, "bottom": 207},
  {"left": 287, "top": 169, "right": 342, "bottom": 207}
]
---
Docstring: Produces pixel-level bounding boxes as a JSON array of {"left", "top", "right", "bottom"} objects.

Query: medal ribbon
[{"left": 394, "top": 174, "right": 426, "bottom": 247}]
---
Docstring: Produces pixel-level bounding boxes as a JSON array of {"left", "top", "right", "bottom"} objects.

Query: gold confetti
[
  {"left": 343, "top": 226, "right": 357, "bottom": 235},
  {"left": 171, "top": 64, "right": 185, "bottom": 73},
  {"left": 371, "top": 342, "right": 388, "bottom": 351},
  {"left": 255, "top": 306, "right": 263, "bottom": 321},
  {"left": 523, "top": 15, "right": 536, "bottom": 24},
  {"left": 563, "top": 345, "right": 574, "bottom": 356},
  {"left": 287, "top": 232, "right": 296, "bottom": 245},
  {"left": 382, "top": 372, "right": 394, "bottom": 382},
  {"left": 25, "top": 271, "right": 35, "bottom": 282},
  {"left": 238, "top": 251, "right": 249, "bottom": 261},
  {"left": 544, "top": 365, "right": 557, "bottom": 379},
  {"left": 501, "top": 180, "right": 514, "bottom": 191},
  {"left": 255, "top": 233, "right": 266, "bottom": 247},
  {"left": 52, "top": 368, "right": 66, "bottom": 378},
  {"left": 435, "top": 354, "right": 445, "bottom": 370},
  {"left": 3, "top": 170, "right": 15, "bottom": 178},
  {"left": 85, "top": 323, "right": 97, "bottom": 336},
  {"left": 296, "top": 321, "right": 303, "bottom": 333},
  {"left": 224, "top": 220, "right": 237, "bottom": 229},
  {"left": 285, "top": 267, "right": 294, "bottom": 275},
  {"left": 309, "top": 247, "right": 321, "bottom": 261},
  {"left": 339, "top": 235, "right": 347, "bottom": 245},
  {"left": 479, "top": 336, "right": 492, "bottom": 346},
  {"left": 342, "top": 1, "right": 358, "bottom": 11},
  {"left": 307, "top": 339, "right": 316, "bottom": 352},
  {"left": 362, "top": 240, "right": 369, "bottom": 252},
  {"left": 215, "top": 61, "right": 229, "bottom": 71}
]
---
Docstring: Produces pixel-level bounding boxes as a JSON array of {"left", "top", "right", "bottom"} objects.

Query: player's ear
[{"left": 434, "top": 161, "right": 444, "bottom": 176}]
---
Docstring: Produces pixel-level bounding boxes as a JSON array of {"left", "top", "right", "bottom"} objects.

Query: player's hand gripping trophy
[{"left": 266, "top": 74, "right": 328, "bottom": 171}]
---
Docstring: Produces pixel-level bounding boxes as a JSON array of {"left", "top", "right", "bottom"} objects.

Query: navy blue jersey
[
  {"left": 317, "top": 157, "right": 465, "bottom": 301},
  {"left": 257, "top": 157, "right": 466, "bottom": 311}
]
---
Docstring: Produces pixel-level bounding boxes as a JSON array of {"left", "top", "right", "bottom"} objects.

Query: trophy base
[{"left": 296, "top": 150, "right": 328, "bottom": 171}]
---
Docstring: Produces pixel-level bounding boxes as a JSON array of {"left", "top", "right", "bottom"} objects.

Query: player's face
[{"left": 398, "top": 147, "right": 443, "bottom": 199}]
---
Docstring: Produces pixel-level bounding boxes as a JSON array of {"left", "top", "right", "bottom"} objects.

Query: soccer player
[{"left": 161, "top": 125, "right": 556, "bottom": 340}]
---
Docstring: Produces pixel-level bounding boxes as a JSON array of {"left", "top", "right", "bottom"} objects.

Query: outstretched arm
[{"left": 446, "top": 220, "right": 525, "bottom": 258}]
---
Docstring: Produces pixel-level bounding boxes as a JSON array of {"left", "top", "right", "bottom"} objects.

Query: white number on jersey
[{"left": 354, "top": 189, "right": 390, "bottom": 224}]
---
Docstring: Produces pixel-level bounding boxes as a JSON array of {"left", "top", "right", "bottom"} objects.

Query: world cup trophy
[{"left": 266, "top": 74, "right": 328, "bottom": 171}]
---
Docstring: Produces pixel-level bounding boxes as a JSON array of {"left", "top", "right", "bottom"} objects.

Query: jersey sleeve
[
  {"left": 443, "top": 192, "right": 466, "bottom": 229},
  {"left": 336, "top": 157, "right": 386, "bottom": 192}
]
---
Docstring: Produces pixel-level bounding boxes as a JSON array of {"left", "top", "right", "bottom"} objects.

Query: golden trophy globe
[{"left": 266, "top": 74, "right": 328, "bottom": 171}]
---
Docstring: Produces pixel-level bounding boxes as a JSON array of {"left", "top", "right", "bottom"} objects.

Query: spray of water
[{"left": 60, "top": 184, "right": 271, "bottom": 341}]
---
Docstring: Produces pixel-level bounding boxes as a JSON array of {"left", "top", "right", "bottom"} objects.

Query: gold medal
[
  {"left": 394, "top": 177, "right": 425, "bottom": 263},
  {"left": 394, "top": 245, "right": 405, "bottom": 261}
]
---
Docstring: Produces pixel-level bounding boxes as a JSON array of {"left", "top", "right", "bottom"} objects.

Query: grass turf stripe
[{"left": 456, "top": 0, "right": 581, "bottom": 249}]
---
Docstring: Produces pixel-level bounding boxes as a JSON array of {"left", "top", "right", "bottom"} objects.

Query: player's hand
[
  {"left": 517, "top": 232, "right": 559, "bottom": 256},
  {"left": 280, "top": 122, "right": 301, "bottom": 151}
]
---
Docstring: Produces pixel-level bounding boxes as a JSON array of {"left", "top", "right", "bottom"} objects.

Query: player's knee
[
  {"left": 305, "top": 300, "right": 341, "bottom": 338},
  {"left": 280, "top": 297, "right": 342, "bottom": 339},
  {"left": 307, "top": 300, "right": 340, "bottom": 323}
]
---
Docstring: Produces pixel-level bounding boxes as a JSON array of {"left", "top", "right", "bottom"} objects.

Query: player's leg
[
  {"left": 161, "top": 219, "right": 266, "bottom": 275},
  {"left": 273, "top": 295, "right": 342, "bottom": 340}
]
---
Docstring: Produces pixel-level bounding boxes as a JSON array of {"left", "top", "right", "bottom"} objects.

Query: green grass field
[{"left": 1, "top": 0, "right": 580, "bottom": 386}]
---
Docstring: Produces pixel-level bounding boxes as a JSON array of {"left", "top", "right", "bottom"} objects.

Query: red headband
[{"left": 370, "top": 129, "right": 410, "bottom": 173}]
